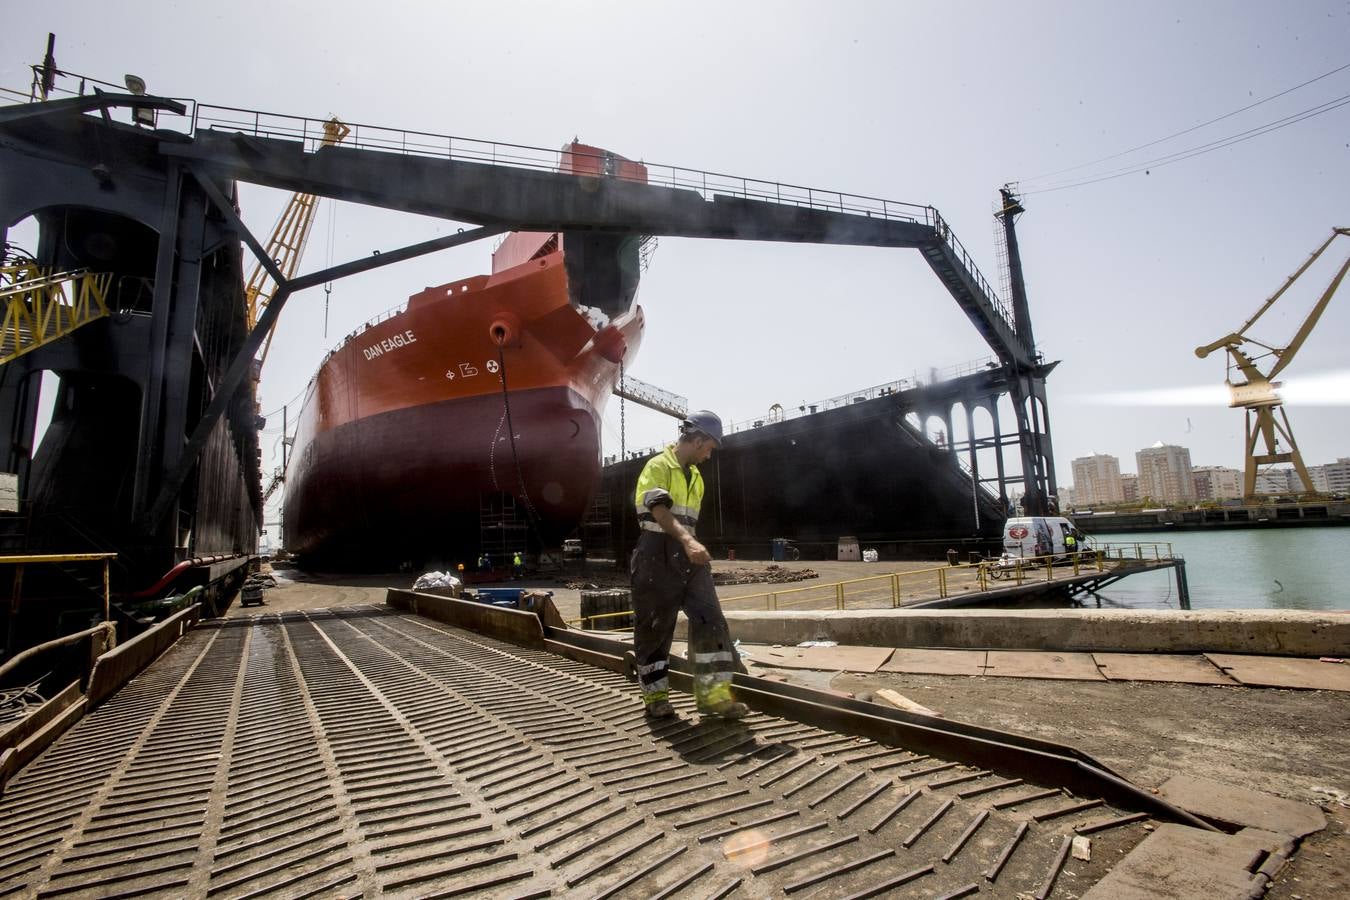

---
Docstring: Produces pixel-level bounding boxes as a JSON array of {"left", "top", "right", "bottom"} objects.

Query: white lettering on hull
[{"left": 363, "top": 329, "right": 418, "bottom": 360}]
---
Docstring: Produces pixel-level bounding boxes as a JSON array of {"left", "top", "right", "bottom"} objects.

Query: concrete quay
[{"left": 686, "top": 607, "right": 1349, "bottom": 657}]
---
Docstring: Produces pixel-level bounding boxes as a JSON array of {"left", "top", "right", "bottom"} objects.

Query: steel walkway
[{"left": 0, "top": 607, "right": 1158, "bottom": 898}]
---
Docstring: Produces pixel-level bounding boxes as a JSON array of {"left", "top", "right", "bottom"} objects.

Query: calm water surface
[{"left": 1082, "top": 526, "right": 1350, "bottom": 611}]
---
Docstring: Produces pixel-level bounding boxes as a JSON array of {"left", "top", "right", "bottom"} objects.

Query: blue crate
[{"left": 475, "top": 588, "right": 524, "bottom": 604}]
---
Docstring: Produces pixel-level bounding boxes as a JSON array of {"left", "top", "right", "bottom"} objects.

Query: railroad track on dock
[{"left": 1, "top": 606, "right": 1169, "bottom": 898}]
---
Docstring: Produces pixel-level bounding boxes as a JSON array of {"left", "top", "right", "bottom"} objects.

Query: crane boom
[
  {"left": 1193, "top": 227, "right": 1348, "bottom": 497},
  {"left": 244, "top": 117, "right": 349, "bottom": 365}
]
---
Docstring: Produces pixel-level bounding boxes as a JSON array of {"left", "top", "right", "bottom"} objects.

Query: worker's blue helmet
[{"left": 681, "top": 410, "right": 724, "bottom": 446}]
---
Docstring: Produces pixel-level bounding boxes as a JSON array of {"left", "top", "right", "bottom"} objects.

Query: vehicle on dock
[{"left": 1002, "top": 515, "right": 1085, "bottom": 560}]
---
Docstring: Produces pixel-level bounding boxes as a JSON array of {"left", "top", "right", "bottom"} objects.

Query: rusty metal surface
[{"left": 0, "top": 606, "right": 1161, "bottom": 898}]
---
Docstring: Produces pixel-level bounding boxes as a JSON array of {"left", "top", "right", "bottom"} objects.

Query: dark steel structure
[
  {"left": 0, "top": 80, "right": 1057, "bottom": 611},
  {"left": 0, "top": 93, "right": 261, "bottom": 644},
  {"left": 603, "top": 364, "right": 1053, "bottom": 561}
]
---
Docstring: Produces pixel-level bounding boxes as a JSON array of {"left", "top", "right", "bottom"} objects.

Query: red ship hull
[{"left": 282, "top": 191, "right": 647, "bottom": 566}]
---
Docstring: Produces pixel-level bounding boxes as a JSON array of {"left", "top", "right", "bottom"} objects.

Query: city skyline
[{"left": 1064, "top": 443, "right": 1349, "bottom": 503}]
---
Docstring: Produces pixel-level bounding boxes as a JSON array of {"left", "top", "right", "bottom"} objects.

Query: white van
[{"left": 1002, "top": 516, "right": 1083, "bottom": 559}]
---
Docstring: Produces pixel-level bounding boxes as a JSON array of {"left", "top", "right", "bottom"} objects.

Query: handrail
[
  {"left": 607, "top": 354, "right": 1008, "bottom": 463},
  {"left": 0, "top": 622, "right": 114, "bottom": 683},
  {"left": 563, "top": 550, "right": 1175, "bottom": 628},
  {"left": 4, "top": 81, "right": 1016, "bottom": 347},
  {"left": 0, "top": 552, "right": 117, "bottom": 623},
  {"left": 190, "top": 103, "right": 936, "bottom": 225}
]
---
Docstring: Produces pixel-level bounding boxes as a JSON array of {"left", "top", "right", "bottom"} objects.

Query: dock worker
[
  {"left": 512, "top": 551, "right": 523, "bottom": 578},
  {"left": 631, "top": 410, "right": 747, "bottom": 719}
]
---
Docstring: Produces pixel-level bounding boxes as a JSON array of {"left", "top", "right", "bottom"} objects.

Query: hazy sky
[{"left": 4, "top": 2, "right": 1348, "bottom": 522}]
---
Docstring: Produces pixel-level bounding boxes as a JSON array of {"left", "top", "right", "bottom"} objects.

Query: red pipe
[{"left": 128, "top": 553, "right": 240, "bottom": 599}]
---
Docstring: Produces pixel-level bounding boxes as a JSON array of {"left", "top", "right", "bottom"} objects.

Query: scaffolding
[{"left": 478, "top": 493, "right": 527, "bottom": 566}]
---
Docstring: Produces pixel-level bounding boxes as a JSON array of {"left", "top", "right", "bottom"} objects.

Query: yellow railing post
[
  {"left": 835, "top": 582, "right": 845, "bottom": 610},
  {"left": 1072, "top": 554, "right": 1080, "bottom": 576},
  {"left": 1046, "top": 556, "right": 1053, "bottom": 582},
  {"left": 770, "top": 591, "right": 777, "bottom": 611},
  {"left": 890, "top": 574, "right": 899, "bottom": 608},
  {"left": 937, "top": 567, "right": 947, "bottom": 598},
  {"left": 102, "top": 558, "right": 110, "bottom": 622}
]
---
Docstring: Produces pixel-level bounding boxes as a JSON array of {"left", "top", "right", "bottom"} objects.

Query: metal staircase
[
  {"left": 0, "top": 264, "right": 113, "bottom": 365},
  {"left": 613, "top": 372, "right": 687, "bottom": 419},
  {"left": 918, "top": 214, "right": 1028, "bottom": 367}
]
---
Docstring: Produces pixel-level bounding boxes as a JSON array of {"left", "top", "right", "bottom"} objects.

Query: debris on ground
[
  {"left": 874, "top": 688, "right": 943, "bottom": 718},
  {"left": 713, "top": 565, "right": 819, "bottom": 586}
]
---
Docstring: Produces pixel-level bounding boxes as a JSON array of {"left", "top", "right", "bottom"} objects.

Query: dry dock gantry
[
  {"left": 2, "top": 592, "right": 1276, "bottom": 900},
  {"left": 0, "top": 82, "right": 1306, "bottom": 900}
]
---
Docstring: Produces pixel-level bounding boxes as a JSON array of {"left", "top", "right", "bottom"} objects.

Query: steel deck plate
[{"left": 0, "top": 607, "right": 1157, "bottom": 898}]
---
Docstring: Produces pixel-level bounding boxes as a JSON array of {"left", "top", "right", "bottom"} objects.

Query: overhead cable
[
  {"left": 1021, "top": 91, "right": 1350, "bottom": 195},
  {"left": 1020, "top": 60, "right": 1350, "bottom": 183}
]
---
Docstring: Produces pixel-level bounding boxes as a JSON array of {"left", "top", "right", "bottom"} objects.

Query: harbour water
[{"left": 1085, "top": 526, "right": 1350, "bottom": 612}]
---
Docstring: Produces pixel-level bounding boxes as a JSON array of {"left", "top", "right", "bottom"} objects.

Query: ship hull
[
  {"left": 282, "top": 142, "right": 650, "bottom": 568},
  {"left": 282, "top": 234, "right": 644, "bottom": 567},
  {"left": 284, "top": 385, "right": 603, "bottom": 567}
]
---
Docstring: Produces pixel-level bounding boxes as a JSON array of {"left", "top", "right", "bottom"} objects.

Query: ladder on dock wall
[{"left": 0, "top": 264, "right": 113, "bottom": 365}]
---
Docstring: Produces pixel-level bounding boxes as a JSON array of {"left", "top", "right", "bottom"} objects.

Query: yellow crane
[
  {"left": 1195, "top": 227, "right": 1349, "bottom": 497},
  {"left": 244, "top": 116, "right": 349, "bottom": 366}
]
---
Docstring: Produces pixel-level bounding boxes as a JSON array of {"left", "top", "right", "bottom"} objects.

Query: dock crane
[
  {"left": 1195, "top": 227, "right": 1349, "bottom": 497},
  {"left": 244, "top": 117, "right": 348, "bottom": 518},
  {"left": 243, "top": 116, "right": 350, "bottom": 366}
]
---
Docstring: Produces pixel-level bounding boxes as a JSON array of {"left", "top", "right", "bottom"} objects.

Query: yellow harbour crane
[
  {"left": 244, "top": 116, "right": 349, "bottom": 366},
  {"left": 1194, "top": 227, "right": 1349, "bottom": 497}
]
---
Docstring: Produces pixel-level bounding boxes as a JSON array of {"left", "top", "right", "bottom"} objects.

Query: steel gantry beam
[{"left": 160, "top": 124, "right": 1036, "bottom": 370}]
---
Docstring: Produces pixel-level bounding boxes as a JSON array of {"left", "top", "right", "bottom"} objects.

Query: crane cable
[{"left": 322, "top": 200, "right": 337, "bottom": 338}]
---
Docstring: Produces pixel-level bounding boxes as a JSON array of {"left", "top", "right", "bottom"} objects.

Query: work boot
[
  {"left": 698, "top": 699, "right": 749, "bottom": 719},
  {"left": 644, "top": 698, "right": 676, "bottom": 718}
]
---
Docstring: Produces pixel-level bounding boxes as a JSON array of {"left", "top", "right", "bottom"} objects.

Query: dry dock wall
[{"left": 683, "top": 609, "right": 1350, "bottom": 657}]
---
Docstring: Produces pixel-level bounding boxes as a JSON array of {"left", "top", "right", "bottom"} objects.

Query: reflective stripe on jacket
[{"left": 634, "top": 444, "right": 704, "bottom": 533}]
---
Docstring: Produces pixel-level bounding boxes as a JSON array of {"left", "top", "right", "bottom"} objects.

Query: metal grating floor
[{"left": 0, "top": 607, "right": 1155, "bottom": 898}]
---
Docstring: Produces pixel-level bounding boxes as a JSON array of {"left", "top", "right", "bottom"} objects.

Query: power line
[
  {"left": 1019, "top": 59, "right": 1350, "bottom": 183},
  {"left": 1021, "top": 90, "right": 1350, "bottom": 196}
]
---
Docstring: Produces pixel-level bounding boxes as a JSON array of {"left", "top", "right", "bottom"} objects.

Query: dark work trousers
[{"left": 630, "top": 531, "right": 738, "bottom": 705}]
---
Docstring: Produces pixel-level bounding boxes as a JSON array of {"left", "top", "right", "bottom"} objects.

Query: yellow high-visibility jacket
[{"left": 633, "top": 444, "right": 704, "bottom": 534}]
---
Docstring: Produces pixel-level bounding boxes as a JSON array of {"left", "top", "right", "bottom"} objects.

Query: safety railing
[
  {"left": 192, "top": 104, "right": 938, "bottom": 227},
  {"left": 562, "top": 547, "right": 1178, "bottom": 627},
  {"left": 931, "top": 210, "right": 1017, "bottom": 332},
  {"left": 973, "top": 543, "right": 1176, "bottom": 591},
  {"left": 1091, "top": 542, "right": 1176, "bottom": 561},
  {"left": 723, "top": 564, "right": 970, "bottom": 612},
  {"left": 608, "top": 352, "right": 1012, "bottom": 465},
  {"left": 0, "top": 552, "right": 118, "bottom": 623},
  {"left": 0, "top": 265, "right": 113, "bottom": 365},
  {"left": 4, "top": 78, "right": 1015, "bottom": 357}
]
